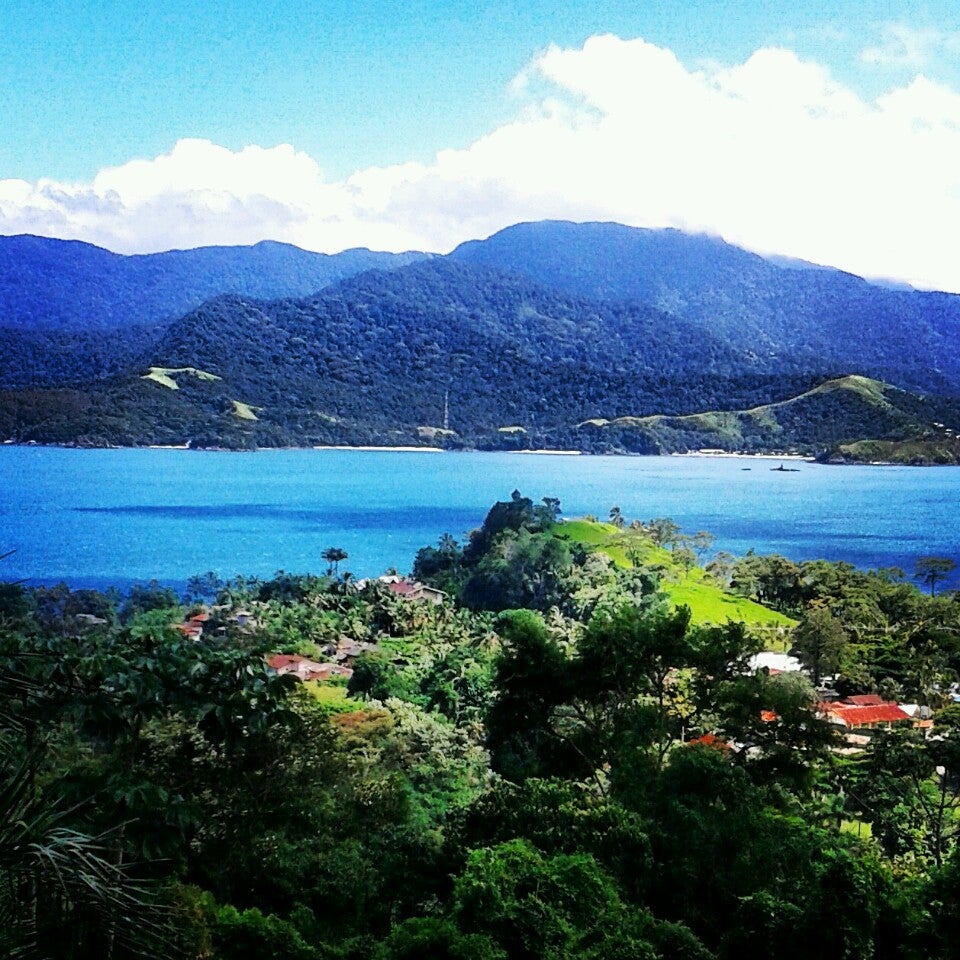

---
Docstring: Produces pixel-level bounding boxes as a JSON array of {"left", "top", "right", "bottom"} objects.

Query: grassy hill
[
  {"left": 823, "top": 436, "right": 960, "bottom": 465},
  {"left": 579, "top": 375, "right": 960, "bottom": 458},
  {"left": 555, "top": 519, "right": 795, "bottom": 632}
]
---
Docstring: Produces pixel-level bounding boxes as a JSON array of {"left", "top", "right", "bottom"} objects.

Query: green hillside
[
  {"left": 556, "top": 519, "right": 795, "bottom": 630},
  {"left": 823, "top": 436, "right": 960, "bottom": 465},
  {"left": 579, "top": 375, "right": 960, "bottom": 459}
]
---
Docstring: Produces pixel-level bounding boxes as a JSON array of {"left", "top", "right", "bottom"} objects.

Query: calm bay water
[{"left": 2, "top": 446, "right": 959, "bottom": 592}]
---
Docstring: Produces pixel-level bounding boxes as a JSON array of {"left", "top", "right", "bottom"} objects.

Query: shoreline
[
  {"left": 2, "top": 441, "right": 953, "bottom": 466},
  {"left": 674, "top": 450, "right": 811, "bottom": 462},
  {"left": 312, "top": 445, "right": 444, "bottom": 452},
  {"left": 508, "top": 449, "right": 582, "bottom": 456}
]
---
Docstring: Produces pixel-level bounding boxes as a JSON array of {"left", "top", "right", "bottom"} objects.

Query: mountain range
[{"left": 2, "top": 221, "right": 959, "bottom": 459}]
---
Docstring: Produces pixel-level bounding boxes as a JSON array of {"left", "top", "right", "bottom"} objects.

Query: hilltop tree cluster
[{"left": 2, "top": 496, "right": 960, "bottom": 958}]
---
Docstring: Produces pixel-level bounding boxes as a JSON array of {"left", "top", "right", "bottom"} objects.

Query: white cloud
[{"left": 3, "top": 35, "right": 960, "bottom": 291}]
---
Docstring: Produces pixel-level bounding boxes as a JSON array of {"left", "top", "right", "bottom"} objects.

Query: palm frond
[{"left": 0, "top": 748, "right": 172, "bottom": 959}]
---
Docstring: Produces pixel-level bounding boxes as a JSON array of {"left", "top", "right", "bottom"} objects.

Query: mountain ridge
[
  {"left": 577, "top": 375, "right": 960, "bottom": 459},
  {"left": 0, "top": 233, "right": 427, "bottom": 333},
  {"left": 450, "top": 220, "right": 960, "bottom": 397},
  {"left": 4, "top": 219, "right": 960, "bottom": 455}
]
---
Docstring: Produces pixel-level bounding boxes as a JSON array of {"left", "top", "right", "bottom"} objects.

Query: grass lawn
[
  {"left": 304, "top": 682, "right": 362, "bottom": 713},
  {"left": 840, "top": 819, "right": 873, "bottom": 840},
  {"left": 231, "top": 400, "right": 261, "bottom": 420},
  {"left": 669, "top": 570, "right": 795, "bottom": 629}
]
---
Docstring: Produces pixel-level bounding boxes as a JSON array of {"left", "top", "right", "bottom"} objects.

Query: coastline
[
  {"left": 312, "top": 445, "right": 444, "bottom": 452},
  {"left": 2, "top": 441, "right": 954, "bottom": 466},
  {"left": 508, "top": 449, "right": 582, "bottom": 456},
  {"left": 675, "top": 450, "right": 810, "bottom": 462}
]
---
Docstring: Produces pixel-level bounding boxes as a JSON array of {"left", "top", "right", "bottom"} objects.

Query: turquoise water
[{"left": 2, "top": 446, "right": 958, "bottom": 592}]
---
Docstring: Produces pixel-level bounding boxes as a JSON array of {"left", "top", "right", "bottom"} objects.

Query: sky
[{"left": 3, "top": 1, "right": 960, "bottom": 290}]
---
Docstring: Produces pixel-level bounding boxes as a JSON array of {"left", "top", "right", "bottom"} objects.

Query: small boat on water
[{"left": 771, "top": 463, "right": 800, "bottom": 473}]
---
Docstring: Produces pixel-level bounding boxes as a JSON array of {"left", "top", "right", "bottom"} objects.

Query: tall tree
[
  {"left": 791, "top": 604, "right": 849, "bottom": 685},
  {"left": 915, "top": 557, "right": 957, "bottom": 597},
  {"left": 322, "top": 547, "right": 349, "bottom": 577}
]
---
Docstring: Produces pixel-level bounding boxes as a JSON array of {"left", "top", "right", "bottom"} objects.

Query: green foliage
[
  {"left": 348, "top": 651, "right": 424, "bottom": 705},
  {"left": 452, "top": 838, "right": 711, "bottom": 960},
  {"left": 0, "top": 746, "right": 171, "bottom": 960},
  {"left": 486, "top": 610, "right": 574, "bottom": 781},
  {"left": 373, "top": 917, "right": 504, "bottom": 960},
  {"left": 452, "top": 839, "right": 621, "bottom": 960},
  {"left": 842, "top": 728, "right": 960, "bottom": 867},
  {"left": 213, "top": 904, "right": 320, "bottom": 960},
  {"left": 914, "top": 556, "right": 958, "bottom": 596},
  {"left": 791, "top": 604, "right": 850, "bottom": 683},
  {"left": 453, "top": 778, "right": 652, "bottom": 902}
]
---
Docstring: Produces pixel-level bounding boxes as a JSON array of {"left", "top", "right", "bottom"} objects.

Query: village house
[
  {"left": 817, "top": 694, "right": 929, "bottom": 740},
  {"left": 747, "top": 652, "right": 804, "bottom": 674},
  {"left": 175, "top": 613, "right": 208, "bottom": 640},
  {"left": 266, "top": 653, "right": 353, "bottom": 682},
  {"left": 357, "top": 574, "right": 446, "bottom": 605}
]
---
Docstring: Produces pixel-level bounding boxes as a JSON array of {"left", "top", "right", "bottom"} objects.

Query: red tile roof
[
  {"left": 824, "top": 702, "right": 911, "bottom": 726},
  {"left": 386, "top": 581, "right": 416, "bottom": 595},
  {"left": 267, "top": 654, "right": 300, "bottom": 669},
  {"left": 760, "top": 710, "right": 778, "bottom": 723},
  {"left": 844, "top": 694, "right": 884, "bottom": 706},
  {"left": 687, "top": 732, "right": 730, "bottom": 752}
]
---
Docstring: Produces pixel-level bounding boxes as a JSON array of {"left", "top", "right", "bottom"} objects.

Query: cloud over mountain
[{"left": 3, "top": 34, "right": 960, "bottom": 291}]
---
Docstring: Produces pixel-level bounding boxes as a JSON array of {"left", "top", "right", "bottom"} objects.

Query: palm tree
[{"left": 322, "top": 547, "right": 349, "bottom": 578}]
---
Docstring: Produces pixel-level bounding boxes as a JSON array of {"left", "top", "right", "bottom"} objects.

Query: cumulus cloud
[{"left": 3, "top": 34, "right": 960, "bottom": 291}]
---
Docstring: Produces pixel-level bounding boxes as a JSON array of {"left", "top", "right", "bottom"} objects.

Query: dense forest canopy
[{"left": 3, "top": 495, "right": 960, "bottom": 958}]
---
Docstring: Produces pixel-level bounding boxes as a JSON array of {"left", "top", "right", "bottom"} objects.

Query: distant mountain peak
[{"left": 0, "top": 235, "right": 427, "bottom": 334}]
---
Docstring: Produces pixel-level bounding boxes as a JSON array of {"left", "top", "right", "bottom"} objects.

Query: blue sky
[
  {"left": 3, "top": 1, "right": 960, "bottom": 290},
  {"left": 5, "top": 0, "right": 958, "bottom": 180}
]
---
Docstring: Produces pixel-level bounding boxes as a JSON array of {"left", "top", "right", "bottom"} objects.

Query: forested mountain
[
  {"left": 151, "top": 259, "right": 796, "bottom": 425},
  {"left": 0, "top": 234, "right": 426, "bottom": 332},
  {"left": 0, "top": 260, "right": 834, "bottom": 448},
  {"left": 0, "top": 323, "right": 161, "bottom": 388},
  {"left": 5, "top": 220, "right": 960, "bottom": 452},
  {"left": 451, "top": 220, "right": 960, "bottom": 396}
]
